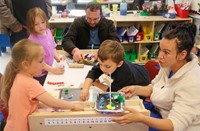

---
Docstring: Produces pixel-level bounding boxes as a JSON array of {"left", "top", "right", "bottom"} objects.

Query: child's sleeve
[{"left": 28, "top": 80, "right": 46, "bottom": 100}]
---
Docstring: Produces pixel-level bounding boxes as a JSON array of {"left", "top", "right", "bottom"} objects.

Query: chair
[
  {"left": 0, "top": 34, "right": 12, "bottom": 56},
  {"left": 144, "top": 60, "right": 160, "bottom": 102},
  {"left": 144, "top": 60, "right": 160, "bottom": 81}
]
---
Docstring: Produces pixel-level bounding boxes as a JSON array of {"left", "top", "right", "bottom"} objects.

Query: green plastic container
[
  {"left": 124, "top": 50, "right": 137, "bottom": 62},
  {"left": 140, "top": 11, "right": 149, "bottom": 16},
  {"left": 55, "top": 28, "right": 64, "bottom": 44}
]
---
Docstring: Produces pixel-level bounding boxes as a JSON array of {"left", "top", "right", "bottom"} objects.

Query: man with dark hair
[{"left": 62, "top": 2, "right": 119, "bottom": 62}]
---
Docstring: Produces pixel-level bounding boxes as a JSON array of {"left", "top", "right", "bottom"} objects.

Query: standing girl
[
  {"left": 1, "top": 39, "right": 84, "bottom": 131},
  {"left": 27, "top": 7, "right": 64, "bottom": 85}
]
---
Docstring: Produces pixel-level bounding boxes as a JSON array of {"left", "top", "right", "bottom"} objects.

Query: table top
[{"left": 43, "top": 50, "right": 139, "bottom": 101}]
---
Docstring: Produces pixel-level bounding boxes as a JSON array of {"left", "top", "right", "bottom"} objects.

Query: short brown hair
[
  {"left": 98, "top": 40, "right": 124, "bottom": 64},
  {"left": 86, "top": 2, "right": 102, "bottom": 16},
  {"left": 26, "top": 7, "right": 49, "bottom": 34}
]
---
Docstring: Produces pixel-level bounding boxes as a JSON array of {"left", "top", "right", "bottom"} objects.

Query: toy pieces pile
[
  {"left": 78, "top": 54, "right": 97, "bottom": 65},
  {"left": 96, "top": 93, "right": 125, "bottom": 112}
]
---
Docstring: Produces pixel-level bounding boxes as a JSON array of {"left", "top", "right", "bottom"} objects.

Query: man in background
[{"left": 62, "top": 2, "right": 119, "bottom": 62}]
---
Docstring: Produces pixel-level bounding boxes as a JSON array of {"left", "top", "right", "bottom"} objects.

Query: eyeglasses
[{"left": 86, "top": 17, "right": 100, "bottom": 23}]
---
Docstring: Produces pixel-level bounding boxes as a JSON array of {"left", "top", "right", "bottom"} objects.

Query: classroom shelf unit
[
  {"left": 112, "top": 15, "right": 192, "bottom": 63},
  {"left": 49, "top": 15, "right": 192, "bottom": 64}
]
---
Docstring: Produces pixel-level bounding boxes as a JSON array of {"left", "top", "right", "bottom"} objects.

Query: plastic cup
[{"left": 112, "top": 4, "right": 118, "bottom": 15}]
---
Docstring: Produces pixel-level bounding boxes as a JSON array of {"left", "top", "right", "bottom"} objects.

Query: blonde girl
[{"left": 1, "top": 39, "right": 83, "bottom": 131}]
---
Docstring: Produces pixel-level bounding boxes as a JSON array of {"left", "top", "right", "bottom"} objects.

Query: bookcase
[
  {"left": 49, "top": 15, "right": 192, "bottom": 63},
  {"left": 112, "top": 15, "right": 193, "bottom": 64}
]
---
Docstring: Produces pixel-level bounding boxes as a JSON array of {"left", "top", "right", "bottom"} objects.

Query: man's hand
[
  {"left": 13, "top": 24, "right": 23, "bottom": 33},
  {"left": 94, "top": 50, "right": 98, "bottom": 61},
  {"left": 72, "top": 48, "right": 84, "bottom": 62}
]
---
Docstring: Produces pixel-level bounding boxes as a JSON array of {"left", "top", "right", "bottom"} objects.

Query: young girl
[
  {"left": 1, "top": 39, "right": 84, "bottom": 131},
  {"left": 26, "top": 7, "right": 64, "bottom": 85}
]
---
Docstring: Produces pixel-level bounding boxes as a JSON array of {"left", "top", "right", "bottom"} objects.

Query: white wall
[
  {"left": 167, "top": 0, "right": 200, "bottom": 11},
  {"left": 190, "top": 0, "right": 200, "bottom": 11}
]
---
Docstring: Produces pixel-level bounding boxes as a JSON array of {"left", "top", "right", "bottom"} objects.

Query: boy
[{"left": 80, "top": 40, "right": 150, "bottom": 101}]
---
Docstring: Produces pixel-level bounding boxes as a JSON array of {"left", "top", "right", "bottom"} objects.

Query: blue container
[
  {"left": 162, "top": 12, "right": 176, "bottom": 19},
  {"left": 0, "top": 112, "right": 3, "bottom": 122},
  {"left": 120, "top": 2, "right": 127, "bottom": 15}
]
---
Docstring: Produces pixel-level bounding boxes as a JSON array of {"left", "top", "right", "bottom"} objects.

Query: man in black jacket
[{"left": 62, "top": 2, "right": 120, "bottom": 62}]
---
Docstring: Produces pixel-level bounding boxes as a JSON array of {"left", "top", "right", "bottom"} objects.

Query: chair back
[
  {"left": 144, "top": 60, "right": 160, "bottom": 80},
  {"left": 0, "top": 34, "right": 12, "bottom": 56},
  {"left": 0, "top": 34, "right": 12, "bottom": 47}
]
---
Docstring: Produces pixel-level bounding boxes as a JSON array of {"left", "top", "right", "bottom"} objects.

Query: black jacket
[
  {"left": 12, "top": 0, "right": 50, "bottom": 26},
  {"left": 86, "top": 60, "right": 151, "bottom": 92},
  {"left": 62, "top": 16, "right": 120, "bottom": 55}
]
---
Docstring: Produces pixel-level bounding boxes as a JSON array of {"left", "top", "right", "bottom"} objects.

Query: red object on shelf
[
  {"left": 136, "top": 32, "right": 143, "bottom": 41},
  {"left": 175, "top": 4, "right": 189, "bottom": 18}
]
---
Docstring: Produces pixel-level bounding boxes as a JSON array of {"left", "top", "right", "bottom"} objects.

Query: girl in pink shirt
[
  {"left": 1, "top": 39, "right": 84, "bottom": 131},
  {"left": 27, "top": 7, "right": 64, "bottom": 85}
]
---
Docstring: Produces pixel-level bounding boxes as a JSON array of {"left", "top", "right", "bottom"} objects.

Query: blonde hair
[
  {"left": 1, "top": 39, "right": 42, "bottom": 108},
  {"left": 98, "top": 40, "right": 124, "bottom": 64},
  {"left": 26, "top": 7, "right": 49, "bottom": 34}
]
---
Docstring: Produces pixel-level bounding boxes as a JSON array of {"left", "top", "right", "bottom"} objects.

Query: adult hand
[
  {"left": 118, "top": 86, "right": 138, "bottom": 98},
  {"left": 94, "top": 50, "right": 98, "bottom": 61},
  {"left": 112, "top": 106, "right": 143, "bottom": 125},
  {"left": 13, "top": 24, "right": 23, "bottom": 33},
  {"left": 72, "top": 48, "right": 84, "bottom": 62},
  {"left": 80, "top": 89, "right": 90, "bottom": 101}
]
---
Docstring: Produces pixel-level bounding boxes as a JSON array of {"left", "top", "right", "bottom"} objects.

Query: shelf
[
  {"left": 113, "top": 15, "right": 192, "bottom": 63},
  {"left": 49, "top": 15, "right": 192, "bottom": 63},
  {"left": 122, "top": 41, "right": 160, "bottom": 44}
]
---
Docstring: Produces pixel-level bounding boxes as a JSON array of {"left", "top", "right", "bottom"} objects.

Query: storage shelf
[{"left": 113, "top": 15, "right": 192, "bottom": 63}]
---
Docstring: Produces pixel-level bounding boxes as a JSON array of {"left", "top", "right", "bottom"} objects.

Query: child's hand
[
  {"left": 52, "top": 67, "right": 65, "bottom": 74},
  {"left": 80, "top": 89, "right": 90, "bottom": 101},
  {"left": 55, "top": 58, "right": 60, "bottom": 63},
  {"left": 71, "top": 102, "right": 84, "bottom": 111}
]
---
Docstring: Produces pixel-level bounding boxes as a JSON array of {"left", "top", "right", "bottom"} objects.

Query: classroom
[{"left": 0, "top": 0, "right": 200, "bottom": 131}]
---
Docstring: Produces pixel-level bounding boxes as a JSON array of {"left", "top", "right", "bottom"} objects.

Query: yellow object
[
  {"left": 139, "top": 55, "right": 148, "bottom": 62},
  {"left": 106, "top": 104, "right": 115, "bottom": 110},
  {"left": 112, "top": 4, "right": 118, "bottom": 15},
  {"left": 144, "top": 34, "right": 152, "bottom": 41}
]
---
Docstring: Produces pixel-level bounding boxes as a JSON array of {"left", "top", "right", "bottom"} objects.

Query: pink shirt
[
  {"left": 28, "top": 28, "right": 57, "bottom": 77},
  {"left": 4, "top": 73, "right": 46, "bottom": 131}
]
